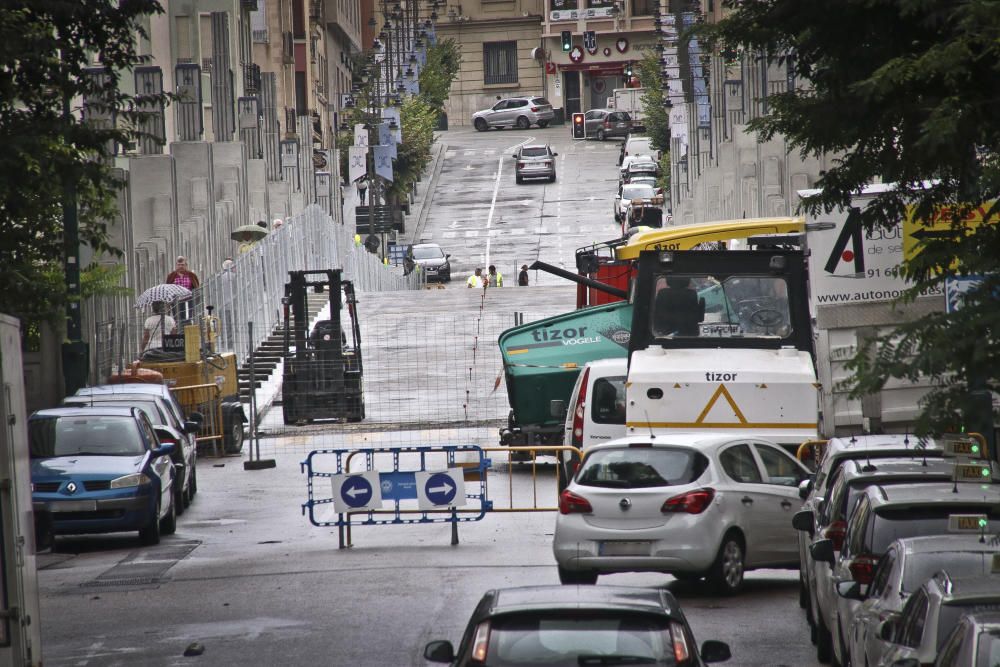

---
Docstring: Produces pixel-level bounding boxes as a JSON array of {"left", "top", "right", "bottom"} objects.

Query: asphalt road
[{"left": 37, "top": 125, "right": 823, "bottom": 666}]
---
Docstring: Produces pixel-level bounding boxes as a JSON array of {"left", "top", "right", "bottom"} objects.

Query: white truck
[{"left": 608, "top": 87, "right": 645, "bottom": 131}]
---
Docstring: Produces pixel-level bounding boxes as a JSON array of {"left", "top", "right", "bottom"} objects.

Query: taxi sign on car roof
[
  {"left": 942, "top": 434, "right": 987, "bottom": 460},
  {"left": 948, "top": 514, "right": 989, "bottom": 534},
  {"left": 952, "top": 462, "right": 996, "bottom": 483}
]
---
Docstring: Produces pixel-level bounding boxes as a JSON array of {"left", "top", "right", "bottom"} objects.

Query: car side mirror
[
  {"left": 552, "top": 151, "right": 558, "bottom": 156},
  {"left": 189, "top": 411, "right": 205, "bottom": 424},
  {"left": 792, "top": 509, "right": 814, "bottom": 533},
  {"left": 423, "top": 640, "right": 455, "bottom": 663},
  {"left": 700, "top": 640, "right": 731, "bottom": 663},
  {"left": 154, "top": 443, "right": 176, "bottom": 458},
  {"left": 878, "top": 614, "right": 901, "bottom": 643},
  {"left": 511, "top": 153, "right": 518, "bottom": 159},
  {"left": 183, "top": 420, "right": 200, "bottom": 434},
  {"left": 836, "top": 580, "right": 864, "bottom": 601},
  {"left": 550, "top": 399, "right": 566, "bottom": 419},
  {"left": 798, "top": 478, "right": 813, "bottom": 499},
  {"left": 809, "top": 538, "right": 836, "bottom": 565}
]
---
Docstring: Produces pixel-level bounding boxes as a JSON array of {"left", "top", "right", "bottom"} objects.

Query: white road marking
[{"left": 485, "top": 136, "right": 534, "bottom": 268}]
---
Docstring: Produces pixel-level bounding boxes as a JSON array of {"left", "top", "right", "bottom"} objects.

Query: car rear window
[
  {"left": 591, "top": 376, "right": 626, "bottom": 425},
  {"left": 577, "top": 447, "right": 709, "bottom": 489},
  {"left": 485, "top": 612, "right": 677, "bottom": 666},
  {"left": 531, "top": 98, "right": 551, "bottom": 106},
  {"left": 521, "top": 147, "right": 549, "bottom": 158},
  {"left": 29, "top": 416, "right": 145, "bottom": 458},
  {"left": 622, "top": 185, "right": 656, "bottom": 200},
  {"left": 902, "top": 552, "right": 998, "bottom": 593},
  {"left": 65, "top": 399, "right": 166, "bottom": 426},
  {"left": 870, "top": 506, "right": 1000, "bottom": 553},
  {"left": 938, "top": 603, "right": 1000, "bottom": 650},
  {"left": 610, "top": 112, "right": 632, "bottom": 121}
]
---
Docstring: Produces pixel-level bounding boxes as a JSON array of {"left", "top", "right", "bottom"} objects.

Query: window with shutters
[{"left": 483, "top": 41, "right": 518, "bottom": 85}]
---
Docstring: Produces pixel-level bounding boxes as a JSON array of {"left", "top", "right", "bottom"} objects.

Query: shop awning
[{"left": 558, "top": 62, "right": 627, "bottom": 74}]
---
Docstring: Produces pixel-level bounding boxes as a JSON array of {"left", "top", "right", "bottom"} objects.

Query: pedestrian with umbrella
[{"left": 232, "top": 224, "right": 268, "bottom": 254}]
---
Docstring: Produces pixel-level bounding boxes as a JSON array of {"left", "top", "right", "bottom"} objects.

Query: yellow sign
[{"left": 902, "top": 203, "right": 992, "bottom": 262}]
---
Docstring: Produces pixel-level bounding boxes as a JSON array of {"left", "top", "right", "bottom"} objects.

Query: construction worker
[
  {"left": 487, "top": 265, "right": 503, "bottom": 287},
  {"left": 466, "top": 267, "right": 485, "bottom": 288}
]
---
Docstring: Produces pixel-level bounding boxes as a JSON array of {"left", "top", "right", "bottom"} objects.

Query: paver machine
[{"left": 281, "top": 269, "right": 365, "bottom": 424}]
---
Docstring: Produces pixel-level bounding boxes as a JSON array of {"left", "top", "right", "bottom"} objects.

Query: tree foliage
[
  {"left": 0, "top": 1, "right": 166, "bottom": 325},
  {"left": 707, "top": 0, "right": 1000, "bottom": 434},
  {"left": 635, "top": 51, "right": 671, "bottom": 194},
  {"left": 418, "top": 39, "right": 462, "bottom": 112}
]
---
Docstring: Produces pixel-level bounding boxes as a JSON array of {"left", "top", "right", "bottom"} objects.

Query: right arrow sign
[{"left": 415, "top": 469, "right": 466, "bottom": 510}]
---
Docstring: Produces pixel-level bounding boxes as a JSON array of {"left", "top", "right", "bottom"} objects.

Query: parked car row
[
  {"left": 793, "top": 434, "right": 1000, "bottom": 667},
  {"left": 30, "top": 382, "right": 204, "bottom": 547}
]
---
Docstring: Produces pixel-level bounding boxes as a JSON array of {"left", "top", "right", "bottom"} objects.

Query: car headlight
[{"left": 110, "top": 473, "right": 152, "bottom": 489}]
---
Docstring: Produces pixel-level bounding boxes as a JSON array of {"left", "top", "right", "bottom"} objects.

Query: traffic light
[
  {"left": 561, "top": 30, "right": 572, "bottom": 52},
  {"left": 572, "top": 112, "right": 585, "bottom": 139},
  {"left": 624, "top": 62, "right": 633, "bottom": 78}
]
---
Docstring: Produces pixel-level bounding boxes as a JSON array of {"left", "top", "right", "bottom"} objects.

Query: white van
[{"left": 562, "top": 358, "right": 628, "bottom": 451}]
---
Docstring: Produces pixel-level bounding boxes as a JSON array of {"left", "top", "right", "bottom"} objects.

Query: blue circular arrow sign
[
  {"left": 424, "top": 472, "right": 457, "bottom": 505},
  {"left": 341, "top": 475, "right": 373, "bottom": 508}
]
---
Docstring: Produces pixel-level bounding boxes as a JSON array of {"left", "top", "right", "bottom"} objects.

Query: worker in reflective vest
[
  {"left": 467, "top": 268, "right": 485, "bottom": 288},
  {"left": 487, "top": 265, "right": 503, "bottom": 287}
]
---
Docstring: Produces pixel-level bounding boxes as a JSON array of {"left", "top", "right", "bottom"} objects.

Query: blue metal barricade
[{"left": 301, "top": 444, "right": 491, "bottom": 547}]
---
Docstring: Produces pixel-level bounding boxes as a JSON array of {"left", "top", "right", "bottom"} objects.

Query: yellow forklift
[{"left": 140, "top": 307, "right": 247, "bottom": 455}]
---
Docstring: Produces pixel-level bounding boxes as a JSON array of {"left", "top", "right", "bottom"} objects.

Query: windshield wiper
[{"left": 578, "top": 655, "right": 657, "bottom": 666}]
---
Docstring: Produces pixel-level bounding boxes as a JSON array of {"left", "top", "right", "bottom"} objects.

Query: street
[{"left": 37, "top": 126, "right": 821, "bottom": 666}]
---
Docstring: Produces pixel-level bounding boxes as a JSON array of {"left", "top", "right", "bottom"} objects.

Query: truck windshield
[{"left": 650, "top": 273, "right": 791, "bottom": 339}]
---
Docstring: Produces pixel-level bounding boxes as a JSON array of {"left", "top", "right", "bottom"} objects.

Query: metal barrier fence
[
  {"left": 86, "top": 205, "right": 421, "bottom": 383},
  {"left": 302, "top": 444, "right": 582, "bottom": 547}
]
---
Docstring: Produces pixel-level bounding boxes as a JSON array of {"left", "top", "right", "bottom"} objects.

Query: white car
[
  {"left": 553, "top": 433, "right": 810, "bottom": 593},
  {"left": 845, "top": 535, "right": 1000, "bottom": 667},
  {"left": 614, "top": 183, "right": 658, "bottom": 223},
  {"left": 809, "top": 480, "right": 1000, "bottom": 667}
]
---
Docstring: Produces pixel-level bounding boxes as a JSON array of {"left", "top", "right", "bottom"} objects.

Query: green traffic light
[
  {"left": 972, "top": 444, "right": 981, "bottom": 454},
  {"left": 982, "top": 467, "right": 991, "bottom": 477},
  {"left": 980, "top": 518, "right": 989, "bottom": 528}
]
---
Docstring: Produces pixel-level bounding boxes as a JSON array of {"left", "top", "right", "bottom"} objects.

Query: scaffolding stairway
[{"left": 237, "top": 292, "right": 329, "bottom": 402}]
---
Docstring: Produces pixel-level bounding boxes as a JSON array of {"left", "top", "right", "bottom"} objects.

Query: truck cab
[{"left": 626, "top": 249, "right": 818, "bottom": 451}]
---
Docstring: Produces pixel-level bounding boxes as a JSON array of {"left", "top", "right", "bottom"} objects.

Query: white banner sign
[
  {"left": 374, "top": 145, "right": 394, "bottom": 182},
  {"left": 348, "top": 146, "right": 367, "bottom": 184},
  {"left": 354, "top": 124, "right": 369, "bottom": 147}
]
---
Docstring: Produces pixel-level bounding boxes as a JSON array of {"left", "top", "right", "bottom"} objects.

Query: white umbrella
[{"left": 135, "top": 283, "right": 192, "bottom": 309}]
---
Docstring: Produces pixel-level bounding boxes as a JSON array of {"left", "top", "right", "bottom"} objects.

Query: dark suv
[
  {"left": 584, "top": 109, "right": 633, "bottom": 140},
  {"left": 472, "top": 96, "right": 554, "bottom": 130}
]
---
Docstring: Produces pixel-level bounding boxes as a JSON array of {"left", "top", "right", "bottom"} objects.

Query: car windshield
[
  {"left": 521, "top": 147, "right": 549, "bottom": 158},
  {"left": 484, "top": 612, "right": 677, "bottom": 666},
  {"left": 65, "top": 399, "right": 166, "bottom": 426},
  {"left": 412, "top": 245, "right": 444, "bottom": 260},
  {"left": 622, "top": 185, "right": 656, "bottom": 200},
  {"left": 650, "top": 273, "right": 792, "bottom": 339},
  {"left": 577, "top": 447, "right": 708, "bottom": 489},
  {"left": 902, "top": 553, "right": 997, "bottom": 593},
  {"left": 870, "top": 506, "right": 1000, "bottom": 553},
  {"left": 29, "top": 416, "right": 145, "bottom": 457}
]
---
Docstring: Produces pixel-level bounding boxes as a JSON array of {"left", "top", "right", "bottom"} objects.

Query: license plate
[
  {"left": 599, "top": 541, "right": 652, "bottom": 556},
  {"left": 50, "top": 500, "right": 97, "bottom": 512}
]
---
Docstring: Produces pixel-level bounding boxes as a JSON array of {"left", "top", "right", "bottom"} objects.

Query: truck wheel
[{"left": 224, "top": 420, "right": 244, "bottom": 454}]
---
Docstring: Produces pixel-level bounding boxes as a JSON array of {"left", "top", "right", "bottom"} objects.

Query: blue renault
[{"left": 29, "top": 406, "right": 177, "bottom": 545}]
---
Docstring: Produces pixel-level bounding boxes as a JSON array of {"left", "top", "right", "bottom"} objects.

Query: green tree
[
  {"left": 0, "top": 2, "right": 167, "bottom": 325},
  {"left": 707, "top": 0, "right": 1000, "bottom": 435},
  {"left": 419, "top": 39, "right": 462, "bottom": 112},
  {"left": 635, "top": 51, "right": 671, "bottom": 195}
]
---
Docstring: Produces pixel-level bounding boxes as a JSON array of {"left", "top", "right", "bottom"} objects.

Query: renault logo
[
  {"left": 66, "top": 482, "right": 77, "bottom": 494},
  {"left": 619, "top": 497, "right": 631, "bottom": 511}
]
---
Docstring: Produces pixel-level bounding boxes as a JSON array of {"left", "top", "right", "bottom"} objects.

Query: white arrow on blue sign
[
  {"left": 331, "top": 470, "right": 383, "bottom": 513},
  {"left": 414, "top": 469, "right": 466, "bottom": 510}
]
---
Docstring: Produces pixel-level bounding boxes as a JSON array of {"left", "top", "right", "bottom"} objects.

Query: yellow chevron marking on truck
[{"left": 695, "top": 384, "right": 748, "bottom": 425}]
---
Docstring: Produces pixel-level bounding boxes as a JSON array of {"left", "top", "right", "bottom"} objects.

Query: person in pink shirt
[{"left": 165, "top": 256, "right": 199, "bottom": 322}]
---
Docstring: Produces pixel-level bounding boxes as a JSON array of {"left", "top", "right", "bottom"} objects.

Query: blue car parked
[{"left": 29, "top": 406, "right": 177, "bottom": 546}]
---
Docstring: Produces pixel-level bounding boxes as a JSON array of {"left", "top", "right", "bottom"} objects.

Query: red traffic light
[{"left": 574, "top": 115, "right": 583, "bottom": 124}]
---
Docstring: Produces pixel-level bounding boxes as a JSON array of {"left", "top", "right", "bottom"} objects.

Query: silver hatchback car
[
  {"left": 473, "top": 96, "right": 554, "bottom": 131},
  {"left": 553, "top": 434, "right": 810, "bottom": 593}
]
